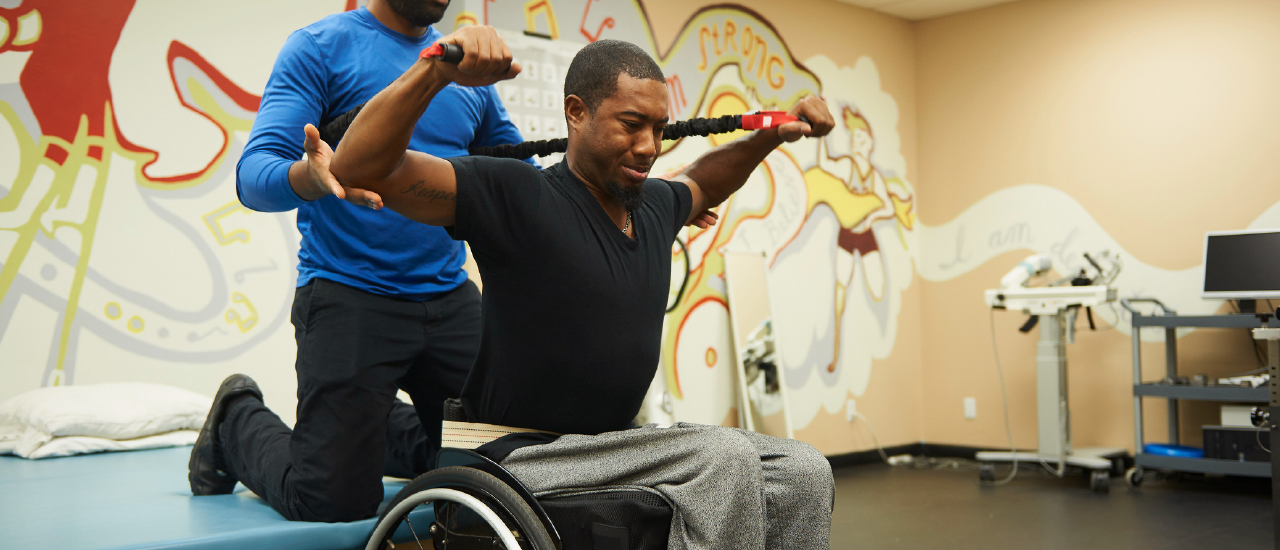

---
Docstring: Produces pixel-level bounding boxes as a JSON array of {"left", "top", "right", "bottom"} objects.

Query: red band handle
[
  {"left": 741, "top": 111, "right": 805, "bottom": 130},
  {"left": 420, "top": 43, "right": 464, "bottom": 63},
  {"left": 420, "top": 43, "right": 445, "bottom": 59}
]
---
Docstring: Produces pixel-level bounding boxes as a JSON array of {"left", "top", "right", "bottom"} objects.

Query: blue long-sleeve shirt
[{"left": 236, "top": 7, "right": 527, "bottom": 299}]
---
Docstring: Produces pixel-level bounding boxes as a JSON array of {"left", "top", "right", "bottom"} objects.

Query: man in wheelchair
[{"left": 208, "top": 27, "right": 835, "bottom": 550}]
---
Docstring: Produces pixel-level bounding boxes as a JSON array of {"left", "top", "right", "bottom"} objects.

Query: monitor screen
[{"left": 1203, "top": 230, "right": 1280, "bottom": 299}]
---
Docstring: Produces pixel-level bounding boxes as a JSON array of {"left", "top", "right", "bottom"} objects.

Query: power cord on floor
[
  {"left": 983, "top": 309, "right": 1020, "bottom": 486},
  {"left": 1037, "top": 398, "right": 1067, "bottom": 478},
  {"left": 852, "top": 411, "right": 891, "bottom": 464}
]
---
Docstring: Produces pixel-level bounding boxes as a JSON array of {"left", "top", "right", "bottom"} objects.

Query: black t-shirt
[{"left": 447, "top": 157, "right": 693, "bottom": 435}]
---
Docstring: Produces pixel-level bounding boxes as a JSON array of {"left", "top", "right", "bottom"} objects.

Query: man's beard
[
  {"left": 385, "top": 0, "right": 448, "bottom": 27},
  {"left": 605, "top": 179, "right": 645, "bottom": 212}
]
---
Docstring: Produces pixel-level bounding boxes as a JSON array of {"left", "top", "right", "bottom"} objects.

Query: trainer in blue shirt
[{"left": 189, "top": 1, "right": 525, "bottom": 522}]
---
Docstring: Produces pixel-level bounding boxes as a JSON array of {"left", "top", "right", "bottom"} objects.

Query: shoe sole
[{"left": 189, "top": 375, "right": 261, "bottom": 495}]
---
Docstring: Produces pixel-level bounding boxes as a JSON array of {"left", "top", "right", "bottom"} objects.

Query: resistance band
[{"left": 317, "top": 44, "right": 811, "bottom": 157}]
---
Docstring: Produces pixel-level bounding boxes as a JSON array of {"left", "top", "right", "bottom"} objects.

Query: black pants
[{"left": 219, "top": 278, "right": 481, "bottom": 522}]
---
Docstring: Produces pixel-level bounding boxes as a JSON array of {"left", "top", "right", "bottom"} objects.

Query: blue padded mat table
[{"left": 0, "top": 446, "right": 434, "bottom": 550}]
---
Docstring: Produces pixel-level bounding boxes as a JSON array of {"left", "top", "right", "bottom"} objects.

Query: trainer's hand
[
  {"left": 434, "top": 25, "right": 521, "bottom": 87},
  {"left": 302, "top": 123, "right": 383, "bottom": 209},
  {"left": 777, "top": 95, "right": 835, "bottom": 143},
  {"left": 688, "top": 209, "right": 719, "bottom": 229}
]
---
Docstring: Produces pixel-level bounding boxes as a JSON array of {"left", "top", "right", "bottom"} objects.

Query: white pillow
[
  {"left": 0, "top": 428, "right": 199, "bottom": 459},
  {"left": 0, "top": 382, "right": 212, "bottom": 441}
]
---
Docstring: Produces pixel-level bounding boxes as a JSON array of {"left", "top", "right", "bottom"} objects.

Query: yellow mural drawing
[
  {"left": 224, "top": 292, "right": 258, "bottom": 333},
  {"left": 660, "top": 89, "right": 776, "bottom": 401},
  {"left": 523, "top": 0, "right": 560, "bottom": 39},
  {"left": 454, "top": 10, "right": 479, "bottom": 30},
  {"left": 12, "top": 9, "right": 41, "bottom": 46},
  {"left": 800, "top": 108, "right": 914, "bottom": 371},
  {"left": 203, "top": 201, "right": 253, "bottom": 245},
  {"left": 0, "top": 103, "right": 123, "bottom": 386}
]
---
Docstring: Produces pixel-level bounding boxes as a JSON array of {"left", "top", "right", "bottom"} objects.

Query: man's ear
[{"left": 564, "top": 95, "right": 589, "bottom": 133}]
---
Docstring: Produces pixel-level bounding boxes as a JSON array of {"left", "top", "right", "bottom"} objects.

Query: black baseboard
[
  {"left": 919, "top": 443, "right": 1009, "bottom": 461},
  {"left": 826, "top": 443, "right": 1016, "bottom": 468}
]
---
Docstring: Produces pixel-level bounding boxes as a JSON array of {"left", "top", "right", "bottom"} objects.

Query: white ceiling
[{"left": 835, "top": 0, "right": 1022, "bottom": 21}]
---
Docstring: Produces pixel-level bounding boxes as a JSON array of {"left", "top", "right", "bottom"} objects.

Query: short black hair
[{"left": 564, "top": 40, "right": 664, "bottom": 113}]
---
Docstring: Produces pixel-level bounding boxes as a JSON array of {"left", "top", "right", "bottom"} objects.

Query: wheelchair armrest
[{"left": 443, "top": 398, "right": 468, "bottom": 422}]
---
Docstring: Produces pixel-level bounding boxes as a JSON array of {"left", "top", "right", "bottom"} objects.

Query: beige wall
[{"left": 916, "top": 0, "right": 1280, "bottom": 451}]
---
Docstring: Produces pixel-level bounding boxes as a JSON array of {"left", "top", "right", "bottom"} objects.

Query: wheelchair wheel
[{"left": 366, "top": 466, "right": 558, "bottom": 550}]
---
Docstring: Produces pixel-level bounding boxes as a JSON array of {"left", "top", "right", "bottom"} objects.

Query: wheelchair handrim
[{"left": 365, "top": 487, "right": 523, "bottom": 550}]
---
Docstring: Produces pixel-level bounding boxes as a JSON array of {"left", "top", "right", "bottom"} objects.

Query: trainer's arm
[
  {"left": 237, "top": 31, "right": 382, "bottom": 211},
  {"left": 329, "top": 26, "right": 519, "bottom": 226},
  {"left": 671, "top": 96, "right": 834, "bottom": 225}
]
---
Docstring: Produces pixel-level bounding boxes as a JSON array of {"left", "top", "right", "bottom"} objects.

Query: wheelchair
[{"left": 365, "top": 403, "right": 673, "bottom": 550}]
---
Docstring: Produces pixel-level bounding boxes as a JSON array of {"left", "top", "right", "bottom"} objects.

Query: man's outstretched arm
[
  {"left": 670, "top": 96, "right": 835, "bottom": 224},
  {"left": 328, "top": 25, "right": 520, "bottom": 226}
]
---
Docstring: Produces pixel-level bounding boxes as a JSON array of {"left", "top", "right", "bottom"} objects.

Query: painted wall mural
[
  {"left": 918, "top": 186, "right": 1280, "bottom": 340},
  {"left": 0, "top": 0, "right": 920, "bottom": 434},
  {"left": 457, "top": 0, "right": 918, "bottom": 429},
  {"left": 0, "top": 0, "right": 313, "bottom": 396}
]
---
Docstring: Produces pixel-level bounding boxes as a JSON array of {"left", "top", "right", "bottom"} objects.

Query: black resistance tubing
[
  {"left": 465, "top": 115, "right": 745, "bottom": 158},
  {"left": 666, "top": 235, "right": 690, "bottom": 314}
]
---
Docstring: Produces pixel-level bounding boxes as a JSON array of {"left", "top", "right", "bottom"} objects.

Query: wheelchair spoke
[{"left": 404, "top": 513, "right": 426, "bottom": 550}]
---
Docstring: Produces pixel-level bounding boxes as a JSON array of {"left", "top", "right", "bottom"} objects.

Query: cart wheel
[
  {"left": 1089, "top": 469, "right": 1110, "bottom": 493},
  {"left": 1125, "top": 467, "right": 1143, "bottom": 488},
  {"left": 978, "top": 463, "right": 995, "bottom": 482}
]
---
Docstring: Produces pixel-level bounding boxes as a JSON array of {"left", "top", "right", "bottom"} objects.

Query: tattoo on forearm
[{"left": 400, "top": 180, "right": 456, "bottom": 202}]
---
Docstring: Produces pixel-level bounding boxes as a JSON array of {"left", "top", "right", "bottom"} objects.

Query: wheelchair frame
[{"left": 366, "top": 447, "right": 563, "bottom": 550}]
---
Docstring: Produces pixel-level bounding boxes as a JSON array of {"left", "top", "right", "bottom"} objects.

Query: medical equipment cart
[
  {"left": 977, "top": 284, "right": 1127, "bottom": 492},
  {"left": 1122, "top": 298, "right": 1274, "bottom": 488}
]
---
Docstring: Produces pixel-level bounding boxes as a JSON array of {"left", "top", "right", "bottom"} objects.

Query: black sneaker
[{"left": 188, "top": 374, "right": 262, "bottom": 496}]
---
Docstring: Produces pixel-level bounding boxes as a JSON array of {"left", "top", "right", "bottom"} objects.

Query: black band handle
[{"left": 437, "top": 42, "right": 464, "bottom": 64}]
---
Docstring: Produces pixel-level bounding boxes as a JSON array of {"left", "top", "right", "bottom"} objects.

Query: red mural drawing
[
  {"left": 665, "top": 74, "right": 687, "bottom": 121},
  {"left": 580, "top": 0, "right": 615, "bottom": 42},
  {"left": 7, "top": 0, "right": 260, "bottom": 183},
  {"left": 160, "top": 41, "right": 262, "bottom": 183},
  {"left": 6, "top": 0, "right": 137, "bottom": 164}
]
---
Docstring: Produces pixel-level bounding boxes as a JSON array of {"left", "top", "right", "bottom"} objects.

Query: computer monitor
[{"left": 1203, "top": 229, "right": 1280, "bottom": 301}]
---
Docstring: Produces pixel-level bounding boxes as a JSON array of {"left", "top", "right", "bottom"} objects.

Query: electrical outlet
[
  {"left": 846, "top": 399, "right": 857, "bottom": 422},
  {"left": 963, "top": 397, "right": 977, "bottom": 420}
]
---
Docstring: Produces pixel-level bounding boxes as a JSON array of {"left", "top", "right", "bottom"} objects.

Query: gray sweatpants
[{"left": 500, "top": 422, "right": 834, "bottom": 550}]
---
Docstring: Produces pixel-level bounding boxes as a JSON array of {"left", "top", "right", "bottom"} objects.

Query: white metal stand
[{"left": 976, "top": 305, "right": 1126, "bottom": 490}]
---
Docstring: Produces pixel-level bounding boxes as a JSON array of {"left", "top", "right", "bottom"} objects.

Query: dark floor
[{"left": 831, "top": 459, "right": 1272, "bottom": 550}]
